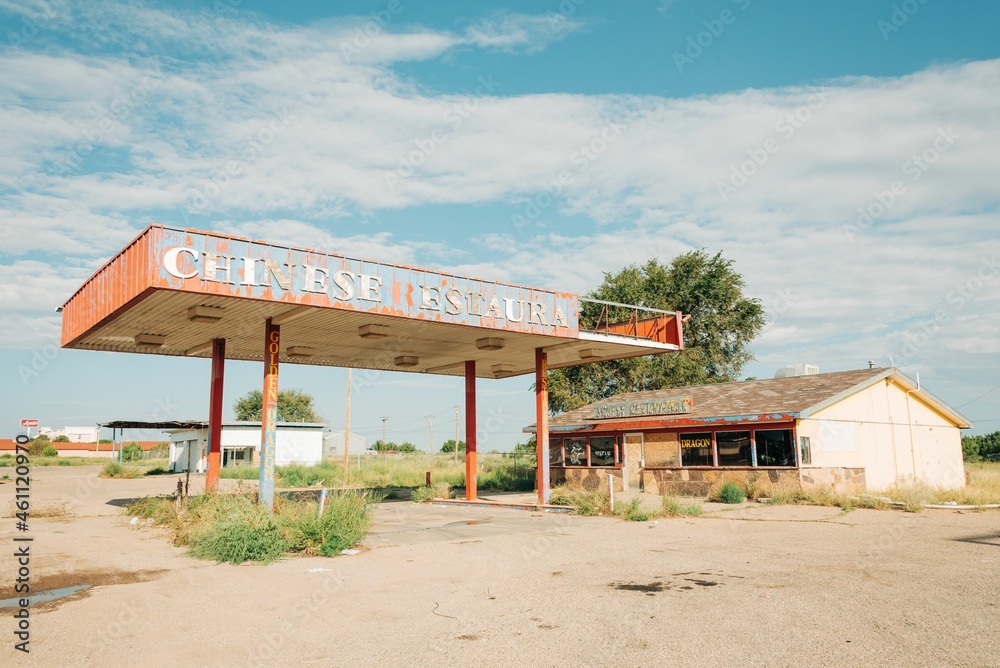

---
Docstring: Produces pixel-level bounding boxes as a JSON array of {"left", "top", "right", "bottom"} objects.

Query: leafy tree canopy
[
  {"left": 233, "top": 388, "right": 324, "bottom": 423},
  {"left": 548, "top": 251, "right": 766, "bottom": 413},
  {"left": 440, "top": 439, "right": 466, "bottom": 453},
  {"left": 370, "top": 440, "right": 418, "bottom": 453},
  {"left": 962, "top": 431, "right": 1000, "bottom": 462}
]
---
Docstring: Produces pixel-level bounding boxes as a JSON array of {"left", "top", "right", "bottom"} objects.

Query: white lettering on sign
[
  {"left": 160, "top": 244, "right": 576, "bottom": 332},
  {"left": 593, "top": 396, "right": 693, "bottom": 420}
]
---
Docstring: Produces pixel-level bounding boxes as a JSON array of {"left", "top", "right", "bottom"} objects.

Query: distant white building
[
  {"left": 38, "top": 426, "right": 100, "bottom": 443},
  {"left": 166, "top": 422, "right": 326, "bottom": 473},
  {"left": 323, "top": 431, "right": 369, "bottom": 458}
]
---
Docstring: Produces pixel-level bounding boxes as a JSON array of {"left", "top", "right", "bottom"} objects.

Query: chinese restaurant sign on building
[
  {"left": 158, "top": 228, "right": 578, "bottom": 335},
  {"left": 592, "top": 396, "right": 693, "bottom": 420}
]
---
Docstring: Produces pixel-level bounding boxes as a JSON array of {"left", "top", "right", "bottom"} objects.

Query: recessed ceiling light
[
  {"left": 477, "top": 337, "right": 505, "bottom": 351},
  {"left": 134, "top": 334, "right": 166, "bottom": 348},
  {"left": 187, "top": 305, "right": 224, "bottom": 323},
  {"left": 359, "top": 324, "right": 391, "bottom": 339}
]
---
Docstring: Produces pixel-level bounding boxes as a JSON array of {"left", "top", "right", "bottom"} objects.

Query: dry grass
[
  {"left": 4, "top": 502, "right": 69, "bottom": 518},
  {"left": 885, "top": 464, "right": 1000, "bottom": 508}
]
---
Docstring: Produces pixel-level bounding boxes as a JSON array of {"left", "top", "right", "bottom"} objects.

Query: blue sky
[{"left": 1, "top": 0, "right": 999, "bottom": 448}]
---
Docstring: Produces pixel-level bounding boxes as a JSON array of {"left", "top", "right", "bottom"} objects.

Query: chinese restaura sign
[
  {"left": 156, "top": 227, "right": 580, "bottom": 336},
  {"left": 592, "top": 396, "right": 693, "bottom": 420}
]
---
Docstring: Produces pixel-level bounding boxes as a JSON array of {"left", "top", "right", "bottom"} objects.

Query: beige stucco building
[{"left": 527, "top": 368, "right": 970, "bottom": 496}]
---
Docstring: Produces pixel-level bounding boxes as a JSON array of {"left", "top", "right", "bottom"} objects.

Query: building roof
[{"left": 528, "top": 368, "right": 972, "bottom": 433}]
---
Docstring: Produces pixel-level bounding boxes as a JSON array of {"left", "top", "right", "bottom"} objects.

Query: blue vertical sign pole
[{"left": 259, "top": 318, "right": 280, "bottom": 510}]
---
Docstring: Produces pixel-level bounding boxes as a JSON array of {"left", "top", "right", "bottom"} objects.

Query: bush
[
  {"left": 53, "top": 435, "right": 70, "bottom": 442},
  {"left": 28, "top": 441, "right": 47, "bottom": 457},
  {"left": 58, "top": 460, "right": 71, "bottom": 466},
  {"left": 712, "top": 481, "right": 747, "bottom": 505},
  {"left": 41, "top": 445, "right": 59, "bottom": 457}
]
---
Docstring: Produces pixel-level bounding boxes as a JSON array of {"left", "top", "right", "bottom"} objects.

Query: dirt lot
[{"left": 1, "top": 466, "right": 998, "bottom": 668}]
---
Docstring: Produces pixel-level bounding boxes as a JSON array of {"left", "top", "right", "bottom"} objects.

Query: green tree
[
  {"left": 505, "top": 437, "right": 537, "bottom": 464},
  {"left": 440, "top": 439, "right": 466, "bottom": 453},
  {"left": 53, "top": 435, "right": 70, "bottom": 442},
  {"left": 548, "top": 251, "right": 766, "bottom": 413},
  {"left": 962, "top": 431, "right": 1000, "bottom": 462},
  {"left": 370, "top": 440, "right": 418, "bottom": 453},
  {"left": 233, "top": 388, "right": 324, "bottom": 423}
]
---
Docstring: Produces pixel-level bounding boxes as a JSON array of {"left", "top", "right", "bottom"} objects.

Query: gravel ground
[{"left": 1, "top": 466, "right": 998, "bottom": 667}]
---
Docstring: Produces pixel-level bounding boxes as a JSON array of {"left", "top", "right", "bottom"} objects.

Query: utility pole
[
  {"left": 343, "top": 369, "right": 352, "bottom": 479},
  {"left": 380, "top": 416, "right": 388, "bottom": 450},
  {"left": 426, "top": 415, "right": 434, "bottom": 487},
  {"left": 454, "top": 404, "right": 460, "bottom": 464}
]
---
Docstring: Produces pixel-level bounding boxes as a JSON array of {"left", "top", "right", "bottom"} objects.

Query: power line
[{"left": 958, "top": 383, "right": 1000, "bottom": 408}]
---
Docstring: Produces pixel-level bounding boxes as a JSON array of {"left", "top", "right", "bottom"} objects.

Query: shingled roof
[{"left": 530, "top": 368, "right": 971, "bottom": 432}]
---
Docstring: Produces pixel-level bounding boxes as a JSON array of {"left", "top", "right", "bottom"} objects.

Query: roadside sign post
[{"left": 20, "top": 418, "right": 38, "bottom": 439}]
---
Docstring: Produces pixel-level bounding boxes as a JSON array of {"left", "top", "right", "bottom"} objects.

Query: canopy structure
[{"left": 62, "top": 225, "right": 685, "bottom": 506}]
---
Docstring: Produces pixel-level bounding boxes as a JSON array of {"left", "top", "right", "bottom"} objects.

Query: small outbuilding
[
  {"left": 527, "top": 367, "right": 971, "bottom": 495},
  {"left": 166, "top": 422, "right": 325, "bottom": 473}
]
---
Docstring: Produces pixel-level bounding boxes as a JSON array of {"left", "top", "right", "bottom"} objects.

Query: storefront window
[
  {"left": 680, "top": 432, "right": 713, "bottom": 467},
  {"left": 549, "top": 439, "right": 564, "bottom": 466},
  {"left": 589, "top": 437, "right": 616, "bottom": 466},
  {"left": 717, "top": 431, "right": 752, "bottom": 467},
  {"left": 564, "top": 438, "right": 587, "bottom": 466},
  {"left": 756, "top": 430, "right": 795, "bottom": 467}
]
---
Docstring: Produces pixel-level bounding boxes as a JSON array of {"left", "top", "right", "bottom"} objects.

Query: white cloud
[{"left": 462, "top": 13, "right": 586, "bottom": 54}]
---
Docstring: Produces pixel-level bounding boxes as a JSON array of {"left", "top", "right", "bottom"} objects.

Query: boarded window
[
  {"left": 755, "top": 430, "right": 796, "bottom": 467},
  {"left": 680, "top": 432, "right": 713, "bottom": 467},
  {"left": 717, "top": 431, "right": 752, "bottom": 467},
  {"left": 549, "top": 439, "right": 564, "bottom": 466}
]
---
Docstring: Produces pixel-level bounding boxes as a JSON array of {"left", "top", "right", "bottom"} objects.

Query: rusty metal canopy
[{"left": 60, "top": 226, "right": 683, "bottom": 378}]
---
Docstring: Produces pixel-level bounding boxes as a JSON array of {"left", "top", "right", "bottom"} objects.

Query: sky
[{"left": 1, "top": 0, "right": 999, "bottom": 450}]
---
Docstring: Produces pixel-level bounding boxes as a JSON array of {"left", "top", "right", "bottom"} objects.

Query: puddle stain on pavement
[{"left": 0, "top": 569, "right": 167, "bottom": 611}]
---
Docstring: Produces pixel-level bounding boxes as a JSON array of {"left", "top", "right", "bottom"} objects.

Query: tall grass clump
[
  {"left": 661, "top": 496, "right": 703, "bottom": 517},
  {"left": 126, "top": 491, "right": 378, "bottom": 564},
  {"left": 549, "top": 488, "right": 609, "bottom": 516},
  {"left": 614, "top": 498, "right": 652, "bottom": 522},
  {"left": 101, "top": 461, "right": 144, "bottom": 479},
  {"left": 710, "top": 481, "right": 747, "bottom": 504},
  {"left": 277, "top": 491, "right": 377, "bottom": 557}
]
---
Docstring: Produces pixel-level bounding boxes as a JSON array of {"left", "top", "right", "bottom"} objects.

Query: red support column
[
  {"left": 465, "top": 360, "right": 477, "bottom": 500},
  {"left": 535, "top": 348, "right": 550, "bottom": 505},
  {"left": 205, "top": 338, "right": 226, "bottom": 492},
  {"left": 259, "top": 320, "right": 280, "bottom": 510}
]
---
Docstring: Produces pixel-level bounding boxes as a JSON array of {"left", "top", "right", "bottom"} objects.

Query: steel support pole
[
  {"left": 535, "top": 348, "right": 550, "bottom": 505},
  {"left": 465, "top": 360, "right": 477, "bottom": 500},
  {"left": 259, "top": 319, "right": 280, "bottom": 510},
  {"left": 205, "top": 338, "right": 226, "bottom": 492}
]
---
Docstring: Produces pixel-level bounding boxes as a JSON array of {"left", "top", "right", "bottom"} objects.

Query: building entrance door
[{"left": 623, "top": 433, "right": 645, "bottom": 492}]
